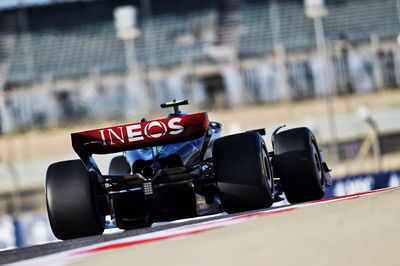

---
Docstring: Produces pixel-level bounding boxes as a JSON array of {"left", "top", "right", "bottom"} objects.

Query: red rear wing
[{"left": 71, "top": 112, "right": 209, "bottom": 156}]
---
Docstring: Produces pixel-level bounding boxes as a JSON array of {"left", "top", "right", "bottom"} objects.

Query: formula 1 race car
[{"left": 46, "top": 100, "right": 332, "bottom": 240}]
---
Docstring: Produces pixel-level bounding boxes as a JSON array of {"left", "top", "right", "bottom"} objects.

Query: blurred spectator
[{"left": 55, "top": 90, "right": 74, "bottom": 124}]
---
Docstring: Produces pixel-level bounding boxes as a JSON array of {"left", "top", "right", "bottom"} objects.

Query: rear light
[{"left": 142, "top": 182, "right": 154, "bottom": 196}]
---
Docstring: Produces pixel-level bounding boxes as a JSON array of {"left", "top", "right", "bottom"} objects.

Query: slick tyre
[
  {"left": 213, "top": 132, "right": 274, "bottom": 213},
  {"left": 153, "top": 183, "right": 198, "bottom": 222},
  {"left": 274, "top": 127, "right": 324, "bottom": 204},
  {"left": 109, "top": 155, "right": 131, "bottom": 175},
  {"left": 46, "top": 160, "right": 105, "bottom": 240},
  {"left": 108, "top": 156, "right": 151, "bottom": 230},
  {"left": 111, "top": 192, "right": 152, "bottom": 230}
]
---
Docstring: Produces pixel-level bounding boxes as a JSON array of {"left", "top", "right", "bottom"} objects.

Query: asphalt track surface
[
  {"left": 3, "top": 187, "right": 400, "bottom": 265},
  {"left": 0, "top": 206, "right": 286, "bottom": 265}
]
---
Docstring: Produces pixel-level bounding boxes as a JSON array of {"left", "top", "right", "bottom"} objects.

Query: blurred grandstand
[
  {"left": 1, "top": 0, "right": 400, "bottom": 115},
  {"left": 1, "top": 0, "right": 400, "bottom": 218}
]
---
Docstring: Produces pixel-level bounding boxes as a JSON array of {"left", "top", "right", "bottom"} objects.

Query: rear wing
[{"left": 71, "top": 112, "right": 209, "bottom": 157}]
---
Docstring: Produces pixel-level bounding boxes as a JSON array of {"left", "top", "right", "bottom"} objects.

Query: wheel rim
[
  {"left": 311, "top": 140, "right": 323, "bottom": 186},
  {"left": 262, "top": 148, "right": 273, "bottom": 190}
]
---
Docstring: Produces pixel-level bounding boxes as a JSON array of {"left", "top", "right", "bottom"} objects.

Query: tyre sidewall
[
  {"left": 213, "top": 132, "right": 274, "bottom": 212},
  {"left": 46, "top": 160, "right": 104, "bottom": 239},
  {"left": 275, "top": 128, "right": 324, "bottom": 203}
]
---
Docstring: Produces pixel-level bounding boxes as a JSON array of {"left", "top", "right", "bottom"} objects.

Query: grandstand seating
[{"left": 1, "top": 0, "right": 399, "bottom": 83}]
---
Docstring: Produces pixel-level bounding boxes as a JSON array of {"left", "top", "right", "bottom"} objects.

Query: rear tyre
[
  {"left": 213, "top": 132, "right": 274, "bottom": 213},
  {"left": 111, "top": 192, "right": 152, "bottom": 230},
  {"left": 109, "top": 155, "right": 131, "bottom": 175},
  {"left": 153, "top": 183, "right": 198, "bottom": 222},
  {"left": 46, "top": 160, "right": 105, "bottom": 240},
  {"left": 274, "top": 127, "right": 324, "bottom": 204},
  {"left": 108, "top": 155, "right": 151, "bottom": 230}
]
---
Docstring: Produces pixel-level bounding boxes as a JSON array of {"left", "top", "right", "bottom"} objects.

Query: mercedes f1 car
[{"left": 46, "top": 100, "right": 332, "bottom": 240}]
